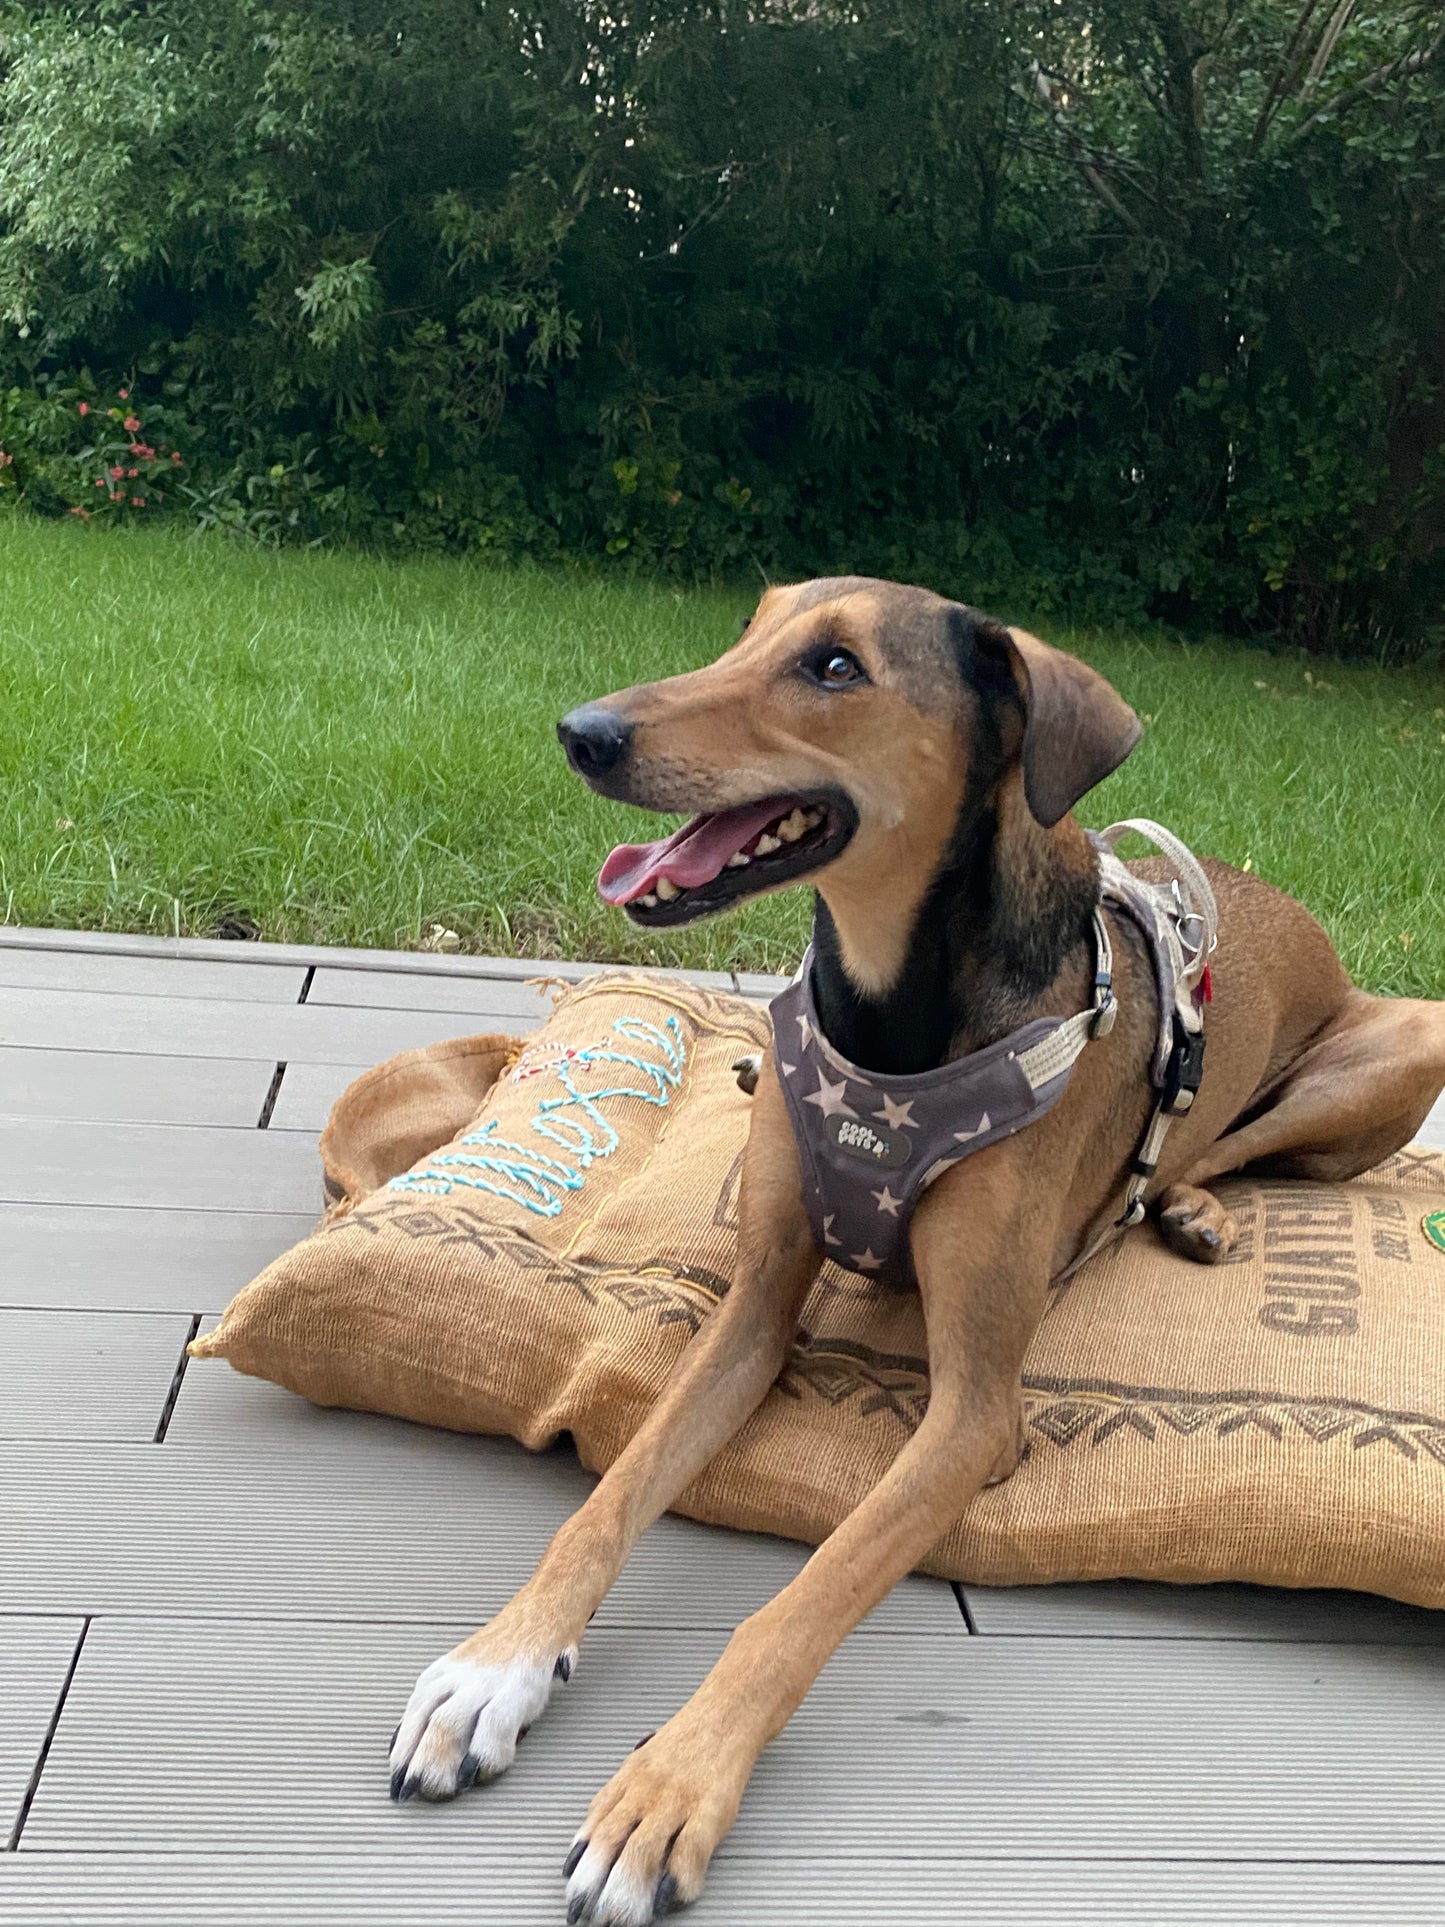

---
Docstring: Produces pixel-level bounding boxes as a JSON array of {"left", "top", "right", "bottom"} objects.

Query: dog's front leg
[
  {"left": 388, "top": 1060, "right": 819, "bottom": 1804},
  {"left": 562, "top": 1150, "right": 1051, "bottom": 1925}
]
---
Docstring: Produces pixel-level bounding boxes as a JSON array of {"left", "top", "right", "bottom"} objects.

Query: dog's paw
[
  {"left": 1156, "top": 1183, "right": 1238, "bottom": 1266},
  {"left": 563, "top": 1725, "right": 744, "bottom": 1923},
  {"left": 388, "top": 1639, "right": 577, "bottom": 1802}
]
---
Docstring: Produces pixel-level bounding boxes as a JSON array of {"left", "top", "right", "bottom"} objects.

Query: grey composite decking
[
  {"left": 23, "top": 1619, "right": 1445, "bottom": 1858},
  {"left": 1, "top": 925, "right": 1443, "bottom": 1925},
  {"left": 0, "top": 1047, "right": 277, "bottom": 1126},
  {"left": 1, "top": 1202, "right": 319, "bottom": 1314},
  {"left": 264, "top": 1058, "right": 373, "bottom": 1132},
  {"left": 0, "top": 1618, "right": 84, "bottom": 1852},
  {"left": 8, "top": 1859, "right": 1445, "bottom": 1927},
  {"left": 0, "top": 1310, "right": 191, "bottom": 1441},
  {"left": 0, "top": 1117, "right": 322, "bottom": 1213}
]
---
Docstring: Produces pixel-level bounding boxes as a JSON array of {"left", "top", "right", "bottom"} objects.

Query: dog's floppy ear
[{"left": 965, "top": 615, "right": 1143, "bottom": 827}]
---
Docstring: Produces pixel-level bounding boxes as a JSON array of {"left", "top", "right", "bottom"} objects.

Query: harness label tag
[{"left": 826, "top": 1114, "right": 911, "bottom": 1168}]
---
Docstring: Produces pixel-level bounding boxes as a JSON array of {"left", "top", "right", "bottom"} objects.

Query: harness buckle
[{"left": 1162, "top": 1014, "right": 1206, "bottom": 1115}]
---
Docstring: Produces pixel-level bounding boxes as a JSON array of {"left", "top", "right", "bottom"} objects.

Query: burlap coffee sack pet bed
[{"left": 193, "top": 973, "right": 1445, "bottom": 1608}]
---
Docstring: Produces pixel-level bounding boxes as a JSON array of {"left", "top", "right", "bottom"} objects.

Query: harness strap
[
  {"left": 1100, "top": 817, "right": 1218, "bottom": 981},
  {"left": 1015, "top": 908, "right": 1117, "bottom": 1091},
  {"left": 1055, "top": 828, "right": 1218, "bottom": 1283}
]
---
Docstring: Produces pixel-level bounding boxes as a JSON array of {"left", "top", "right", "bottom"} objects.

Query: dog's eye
[{"left": 806, "top": 647, "right": 867, "bottom": 689}]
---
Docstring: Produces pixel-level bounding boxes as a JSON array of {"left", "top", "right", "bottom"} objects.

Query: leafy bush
[
  {"left": 0, "top": 374, "right": 190, "bottom": 520},
  {"left": 0, "top": 0, "right": 1442, "bottom": 656}
]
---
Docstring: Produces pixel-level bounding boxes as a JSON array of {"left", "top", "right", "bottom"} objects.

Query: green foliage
[
  {"left": 0, "top": 370, "right": 191, "bottom": 518},
  {"left": 1, "top": 1, "right": 1443, "bottom": 655}
]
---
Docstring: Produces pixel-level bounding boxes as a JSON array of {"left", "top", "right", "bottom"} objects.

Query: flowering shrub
[
  {"left": 0, "top": 375, "right": 189, "bottom": 521},
  {"left": 74, "top": 384, "right": 188, "bottom": 520}
]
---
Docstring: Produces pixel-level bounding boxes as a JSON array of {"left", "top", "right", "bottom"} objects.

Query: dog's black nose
[{"left": 557, "top": 706, "right": 633, "bottom": 778}]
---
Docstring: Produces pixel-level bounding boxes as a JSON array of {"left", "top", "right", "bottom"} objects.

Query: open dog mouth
[{"left": 598, "top": 792, "right": 856, "bottom": 925}]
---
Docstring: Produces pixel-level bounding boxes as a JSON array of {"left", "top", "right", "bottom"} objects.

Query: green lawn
[{"left": 1, "top": 518, "right": 1442, "bottom": 995}]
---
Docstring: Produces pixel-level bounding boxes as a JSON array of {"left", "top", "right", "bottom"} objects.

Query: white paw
[
  {"left": 566, "top": 1843, "right": 667, "bottom": 1926},
  {"left": 388, "top": 1642, "right": 577, "bottom": 1802}
]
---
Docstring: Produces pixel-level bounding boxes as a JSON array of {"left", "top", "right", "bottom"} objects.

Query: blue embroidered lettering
[{"left": 390, "top": 1015, "right": 686, "bottom": 1216}]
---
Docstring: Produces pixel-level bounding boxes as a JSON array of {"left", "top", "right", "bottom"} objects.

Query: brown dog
[{"left": 388, "top": 577, "right": 1445, "bottom": 1924}]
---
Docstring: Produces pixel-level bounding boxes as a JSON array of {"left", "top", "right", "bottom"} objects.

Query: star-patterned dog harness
[{"left": 770, "top": 819, "right": 1218, "bottom": 1286}]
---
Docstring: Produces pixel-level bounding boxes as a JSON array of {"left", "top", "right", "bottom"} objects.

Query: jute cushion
[{"left": 193, "top": 973, "right": 1445, "bottom": 1607}]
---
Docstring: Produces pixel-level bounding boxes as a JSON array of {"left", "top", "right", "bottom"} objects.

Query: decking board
[
  {"left": 22, "top": 1618, "right": 1445, "bottom": 1863},
  {"left": 963, "top": 1577, "right": 1445, "bottom": 1643},
  {"left": 306, "top": 967, "right": 553, "bottom": 1021},
  {"left": 0, "top": 983, "right": 542, "bottom": 1065},
  {"left": 0, "top": 1617, "right": 84, "bottom": 1853},
  {"left": 0, "top": 1310, "right": 192, "bottom": 1442},
  {"left": 0, "top": 1202, "right": 317, "bottom": 1314},
  {"left": 0, "top": 948, "right": 306, "bottom": 1002},
  {"left": 0, "top": 1433, "right": 957, "bottom": 1636},
  {"left": 0, "top": 1117, "right": 322, "bottom": 1214},
  {"left": 263, "top": 1060, "right": 371, "bottom": 1133},
  {"left": 4, "top": 1854, "right": 1444, "bottom": 1927},
  {"left": 0, "top": 1047, "right": 275, "bottom": 1127}
]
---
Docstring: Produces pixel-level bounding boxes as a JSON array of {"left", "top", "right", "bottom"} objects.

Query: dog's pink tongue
[{"left": 598, "top": 800, "right": 788, "bottom": 904}]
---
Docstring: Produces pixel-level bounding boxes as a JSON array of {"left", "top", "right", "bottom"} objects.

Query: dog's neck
[{"left": 808, "top": 774, "right": 1100, "bottom": 1076}]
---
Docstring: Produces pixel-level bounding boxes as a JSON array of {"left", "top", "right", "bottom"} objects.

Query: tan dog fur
[{"left": 388, "top": 578, "right": 1445, "bottom": 1926}]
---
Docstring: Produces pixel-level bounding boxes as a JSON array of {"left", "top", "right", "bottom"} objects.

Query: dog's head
[{"left": 558, "top": 576, "right": 1140, "bottom": 962}]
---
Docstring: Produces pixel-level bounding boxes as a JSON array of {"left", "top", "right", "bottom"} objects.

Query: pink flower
[
  {"left": 129, "top": 442, "right": 155, "bottom": 460},
  {"left": 171, "top": 452, "right": 184, "bottom": 466},
  {"left": 126, "top": 467, "right": 138, "bottom": 478},
  {"left": 131, "top": 496, "right": 144, "bottom": 507},
  {"left": 0, "top": 450, "right": 12, "bottom": 467},
  {"left": 123, "top": 415, "right": 140, "bottom": 432},
  {"left": 69, "top": 505, "right": 91, "bottom": 519},
  {"left": 78, "top": 402, "right": 89, "bottom": 416},
  {"left": 94, "top": 478, "right": 104, "bottom": 488},
  {"left": 109, "top": 464, "right": 124, "bottom": 479},
  {"left": 118, "top": 387, "right": 129, "bottom": 400}
]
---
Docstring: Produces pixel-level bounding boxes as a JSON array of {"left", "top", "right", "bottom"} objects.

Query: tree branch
[
  {"left": 1303, "top": 0, "right": 1357, "bottom": 90},
  {"left": 1290, "top": 24, "right": 1445, "bottom": 142},
  {"left": 1249, "top": 0, "right": 1324, "bottom": 153},
  {"left": 1027, "top": 63, "right": 1144, "bottom": 234}
]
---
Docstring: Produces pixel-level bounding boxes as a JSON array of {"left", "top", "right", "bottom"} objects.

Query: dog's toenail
[
  {"left": 564, "top": 1840, "right": 587, "bottom": 1877},
  {"left": 655, "top": 1872, "right": 679, "bottom": 1914},
  {"left": 567, "top": 1894, "right": 588, "bottom": 1924},
  {"left": 555, "top": 1652, "right": 572, "bottom": 1682},
  {"left": 632, "top": 1730, "right": 655, "bottom": 1751}
]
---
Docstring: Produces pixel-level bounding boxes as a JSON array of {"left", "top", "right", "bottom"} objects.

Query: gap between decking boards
[
  {"left": 153, "top": 1314, "right": 202, "bottom": 1444},
  {"left": 5, "top": 1618, "right": 89, "bottom": 1851},
  {"left": 254, "top": 965, "right": 313, "bottom": 1129}
]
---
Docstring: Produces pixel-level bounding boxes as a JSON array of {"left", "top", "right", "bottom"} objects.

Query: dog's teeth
[
  {"left": 654, "top": 877, "right": 681, "bottom": 901},
  {"left": 777, "top": 809, "right": 807, "bottom": 842},
  {"left": 754, "top": 833, "right": 781, "bottom": 855},
  {"left": 726, "top": 851, "right": 751, "bottom": 868},
  {"left": 803, "top": 807, "right": 824, "bottom": 828},
  {"left": 639, "top": 893, "right": 659, "bottom": 908}
]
